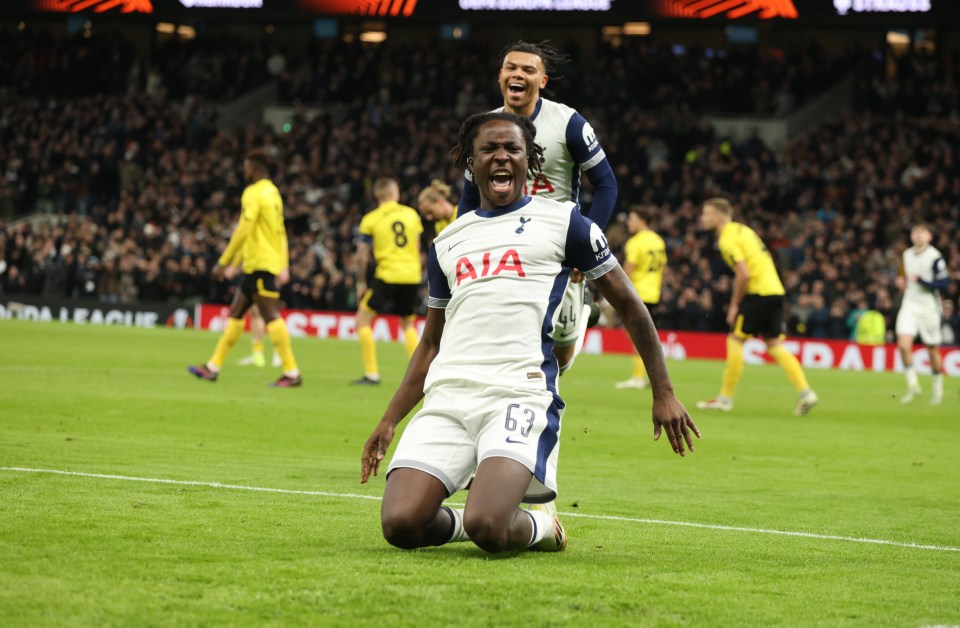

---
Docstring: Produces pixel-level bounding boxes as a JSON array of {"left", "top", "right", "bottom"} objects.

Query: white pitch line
[{"left": 3, "top": 466, "right": 959, "bottom": 553}]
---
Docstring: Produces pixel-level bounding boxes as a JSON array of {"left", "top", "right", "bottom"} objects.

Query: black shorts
[
  {"left": 362, "top": 278, "right": 419, "bottom": 317},
  {"left": 735, "top": 294, "right": 785, "bottom": 339},
  {"left": 240, "top": 271, "right": 280, "bottom": 300}
]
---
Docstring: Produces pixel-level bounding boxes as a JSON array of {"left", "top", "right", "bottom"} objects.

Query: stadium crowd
[{"left": 1, "top": 31, "right": 957, "bottom": 343}]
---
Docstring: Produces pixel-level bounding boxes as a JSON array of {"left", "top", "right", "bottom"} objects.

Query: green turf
[{"left": 1, "top": 320, "right": 958, "bottom": 626}]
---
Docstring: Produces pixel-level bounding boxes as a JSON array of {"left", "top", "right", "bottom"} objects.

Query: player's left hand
[
  {"left": 223, "top": 265, "right": 238, "bottom": 281},
  {"left": 360, "top": 420, "right": 396, "bottom": 483},
  {"left": 726, "top": 304, "right": 739, "bottom": 328},
  {"left": 652, "top": 396, "right": 699, "bottom": 457},
  {"left": 278, "top": 268, "right": 290, "bottom": 286},
  {"left": 569, "top": 269, "right": 585, "bottom": 284}
]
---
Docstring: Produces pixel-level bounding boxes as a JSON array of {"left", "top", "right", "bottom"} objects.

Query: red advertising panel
[
  {"left": 34, "top": 0, "right": 153, "bottom": 12},
  {"left": 195, "top": 305, "right": 960, "bottom": 376},
  {"left": 652, "top": 0, "right": 798, "bottom": 19},
  {"left": 297, "top": 0, "right": 418, "bottom": 15}
]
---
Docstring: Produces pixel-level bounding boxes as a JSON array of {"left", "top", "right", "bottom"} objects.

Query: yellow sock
[
  {"left": 632, "top": 356, "right": 647, "bottom": 380},
  {"left": 720, "top": 336, "right": 744, "bottom": 399},
  {"left": 358, "top": 325, "right": 379, "bottom": 378},
  {"left": 209, "top": 318, "right": 245, "bottom": 369},
  {"left": 403, "top": 325, "right": 419, "bottom": 358},
  {"left": 251, "top": 339, "right": 265, "bottom": 355},
  {"left": 266, "top": 318, "right": 298, "bottom": 375},
  {"left": 769, "top": 344, "right": 809, "bottom": 392}
]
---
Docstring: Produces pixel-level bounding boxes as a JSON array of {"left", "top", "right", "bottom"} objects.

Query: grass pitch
[{"left": 1, "top": 320, "right": 958, "bottom": 626}]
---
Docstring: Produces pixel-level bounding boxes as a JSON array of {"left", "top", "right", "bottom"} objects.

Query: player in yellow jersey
[
  {"left": 235, "top": 305, "right": 282, "bottom": 368},
  {"left": 352, "top": 177, "right": 424, "bottom": 385},
  {"left": 616, "top": 205, "right": 667, "bottom": 390},
  {"left": 417, "top": 179, "right": 458, "bottom": 236},
  {"left": 188, "top": 149, "right": 301, "bottom": 387},
  {"left": 696, "top": 198, "right": 817, "bottom": 415}
]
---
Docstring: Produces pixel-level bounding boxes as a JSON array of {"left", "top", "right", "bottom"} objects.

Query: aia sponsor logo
[
  {"left": 297, "top": 0, "right": 419, "bottom": 15},
  {"left": 654, "top": 0, "right": 798, "bottom": 19},
  {"left": 455, "top": 250, "right": 526, "bottom": 286},
  {"left": 35, "top": 0, "right": 153, "bottom": 12}
]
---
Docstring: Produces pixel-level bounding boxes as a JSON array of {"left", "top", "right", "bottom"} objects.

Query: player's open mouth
[
  {"left": 508, "top": 83, "right": 525, "bottom": 96},
  {"left": 490, "top": 169, "right": 513, "bottom": 193}
]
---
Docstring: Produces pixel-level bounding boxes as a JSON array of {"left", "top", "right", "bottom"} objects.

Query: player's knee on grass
[
  {"left": 380, "top": 506, "right": 440, "bottom": 550},
  {"left": 462, "top": 509, "right": 513, "bottom": 554}
]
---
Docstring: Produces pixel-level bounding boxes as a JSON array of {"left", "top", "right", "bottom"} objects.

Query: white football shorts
[
  {"left": 552, "top": 279, "right": 585, "bottom": 348},
  {"left": 895, "top": 304, "right": 942, "bottom": 346},
  {"left": 387, "top": 382, "right": 564, "bottom": 504}
]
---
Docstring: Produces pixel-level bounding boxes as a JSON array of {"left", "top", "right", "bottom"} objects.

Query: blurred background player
[
  {"left": 361, "top": 112, "right": 697, "bottom": 555},
  {"left": 459, "top": 40, "right": 618, "bottom": 375},
  {"left": 235, "top": 304, "right": 282, "bottom": 368},
  {"left": 353, "top": 177, "right": 424, "bottom": 385},
  {"left": 616, "top": 205, "right": 666, "bottom": 390},
  {"left": 895, "top": 223, "right": 950, "bottom": 405},
  {"left": 417, "top": 179, "right": 458, "bottom": 237},
  {"left": 696, "top": 197, "right": 817, "bottom": 415},
  {"left": 188, "top": 149, "right": 301, "bottom": 387}
]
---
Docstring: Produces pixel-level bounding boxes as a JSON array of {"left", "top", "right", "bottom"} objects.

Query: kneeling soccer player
[{"left": 360, "top": 112, "right": 698, "bottom": 554}]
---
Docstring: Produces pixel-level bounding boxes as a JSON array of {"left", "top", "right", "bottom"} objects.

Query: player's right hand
[
  {"left": 652, "top": 396, "right": 700, "bottom": 457},
  {"left": 360, "top": 421, "right": 395, "bottom": 483}
]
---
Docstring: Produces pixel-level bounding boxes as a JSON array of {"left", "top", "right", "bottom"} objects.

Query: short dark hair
[
  {"left": 244, "top": 149, "right": 269, "bottom": 171},
  {"left": 630, "top": 204, "right": 657, "bottom": 226},
  {"left": 498, "top": 40, "right": 570, "bottom": 77},
  {"left": 451, "top": 112, "right": 544, "bottom": 178}
]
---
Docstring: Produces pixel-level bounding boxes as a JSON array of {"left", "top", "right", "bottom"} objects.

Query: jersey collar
[
  {"left": 475, "top": 195, "right": 532, "bottom": 218},
  {"left": 530, "top": 97, "right": 544, "bottom": 122}
]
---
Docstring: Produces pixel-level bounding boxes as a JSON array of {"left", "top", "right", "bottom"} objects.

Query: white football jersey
[
  {"left": 901, "top": 245, "right": 947, "bottom": 312},
  {"left": 426, "top": 195, "right": 617, "bottom": 396},
  {"left": 465, "top": 97, "right": 607, "bottom": 206}
]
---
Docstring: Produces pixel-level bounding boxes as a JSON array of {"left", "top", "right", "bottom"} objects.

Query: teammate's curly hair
[
  {"left": 450, "top": 112, "right": 544, "bottom": 178},
  {"left": 498, "top": 40, "right": 570, "bottom": 98},
  {"left": 498, "top": 40, "right": 570, "bottom": 78}
]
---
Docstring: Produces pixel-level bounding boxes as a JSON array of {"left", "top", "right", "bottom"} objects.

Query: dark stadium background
[{"left": 1, "top": 0, "right": 958, "bottom": 344}]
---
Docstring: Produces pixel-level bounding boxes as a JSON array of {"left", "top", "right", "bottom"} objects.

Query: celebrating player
[
  {"left": 360, "top": 112, "right": 697, "bottom": 555},
  {"left": 895, "top": 223, "right": 950, "bottom": 405},
  {"left": 616, "top": 205, "right": 667, "bottom": 390},
  {"left": 352, "top": 177, "right": 424, "bottom": 385},
  {"left": 696, "top": 198, "right": 818, "bottom": 415},
  {"left": 417, "top": 179, "right": 458, "bottom": 236},
  {"left": 188, "top": 149, "right": 301, "bottom": 387},
  {"left": 460, "top": 40, "right": 618, "bottom": 375}
]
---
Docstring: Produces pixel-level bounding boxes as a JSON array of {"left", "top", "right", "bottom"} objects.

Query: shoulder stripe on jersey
[
  {"left": 583, "top": 255, "right": 618, "bottom": 281},
  {"left": 581, "top": 149, "right": 607, "bottom": 171}
]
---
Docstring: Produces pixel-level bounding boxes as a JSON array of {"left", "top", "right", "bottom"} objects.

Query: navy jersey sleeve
[
  {"left": 426, "top": 244, "right": 451, "bottom": 309},
  {"left": 564, "top": 206, "right": 618, "bottom": 280},
  {"left": 565, "top": 112, "right": 617, "bottom": 229},
  {"left": 919, "top": 256, "right": 950, "bottom": 291},
  {"left": 457, "top": 172, "right": 480, "bottom": 216}
]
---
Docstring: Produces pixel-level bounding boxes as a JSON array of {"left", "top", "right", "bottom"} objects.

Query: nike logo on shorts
[{"left": 505, "top": 436, "right": 524, "bottom": 444}]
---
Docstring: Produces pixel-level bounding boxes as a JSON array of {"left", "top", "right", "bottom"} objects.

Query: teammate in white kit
[
  {"left": 895, "top": 223, "right": 950, "bottom": 405},
  {"left": 360, "top": 113, "right": 698, "bottom": 555},
  {"left": 459, "top": 41, "right": 618, "bottom": 374}
]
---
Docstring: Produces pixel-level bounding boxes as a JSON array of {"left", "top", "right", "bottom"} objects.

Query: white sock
[
  {"left": 526, "top": 509, "right": 553, "bottom": 546},
  {"left": 206, "top": 361, "right": 220, "bottom": 373},
  {"left": 932, "top": 374, "right": 943, "bottom": 396},
  {"left": 443, "top": 507, "right": 469, "bottom": 543},
  {"left": 905, "top": 366, "right": 919, "bottom": 389}
]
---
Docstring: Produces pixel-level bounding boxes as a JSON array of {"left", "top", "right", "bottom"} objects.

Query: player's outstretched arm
[
  {"left": 594, "top": 265, "right": 700, "bottom": 456},
  {"left": 360, "top": 307, "right": 446, "bottom": 483}
]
